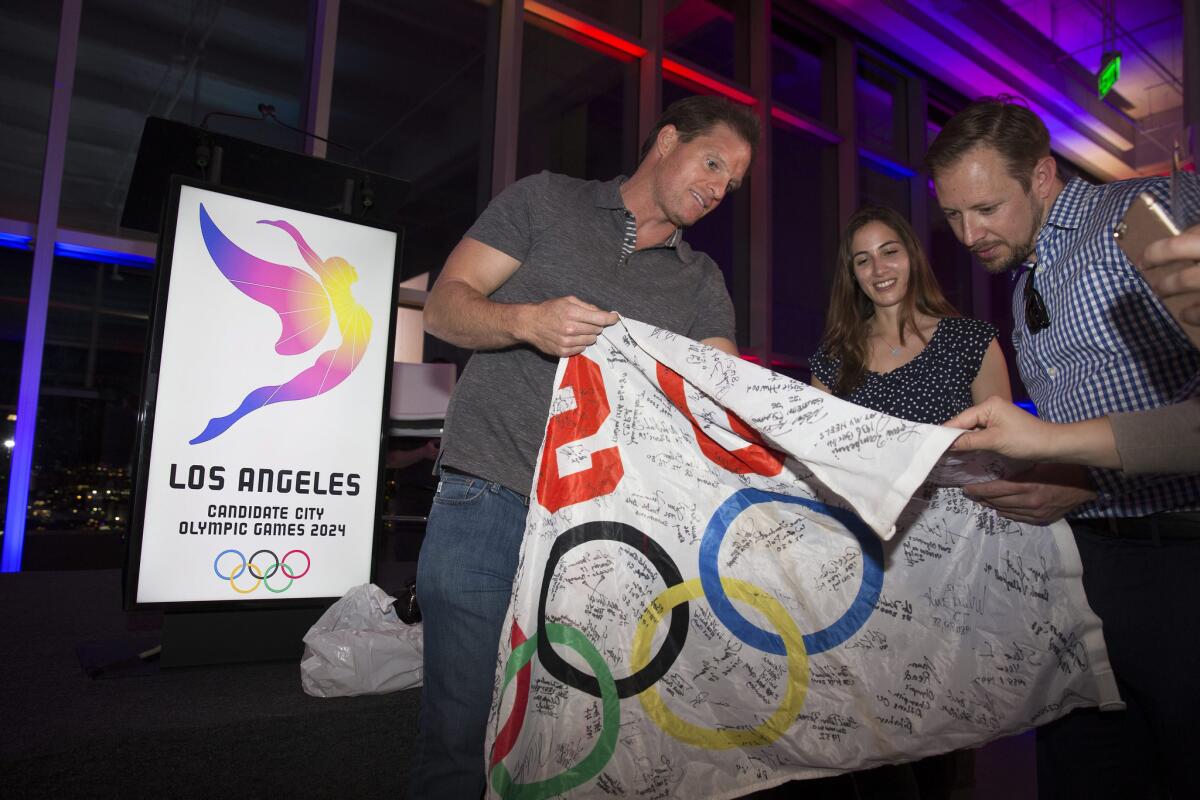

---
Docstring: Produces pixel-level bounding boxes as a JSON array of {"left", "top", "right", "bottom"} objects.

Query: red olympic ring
[{"left": 280, "top": 549, "right": 311, "bottom": 579}]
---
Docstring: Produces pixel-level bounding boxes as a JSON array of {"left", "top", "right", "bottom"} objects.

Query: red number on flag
[
  {"left": 536, "top": 355, "right": 624, "bottom": 513},
  {"left": 656, "top": 363, "right": 785, "bottom": 477}
]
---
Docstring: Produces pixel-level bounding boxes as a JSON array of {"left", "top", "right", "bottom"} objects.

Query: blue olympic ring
[
  {"left": 699, "top": 488, "right": 883, "bottom": 656},
  {"left": 214, "top": 548, "right": 247, "bottom": 580}
]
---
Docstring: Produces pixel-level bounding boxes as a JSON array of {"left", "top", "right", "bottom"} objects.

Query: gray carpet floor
[{"left": 0, "top": 567, "right": 422, "bottom": 799}]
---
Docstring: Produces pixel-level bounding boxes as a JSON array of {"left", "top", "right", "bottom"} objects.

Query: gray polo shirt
[{"left": 438, "top": 170, "right": 736, "bottom": 496}]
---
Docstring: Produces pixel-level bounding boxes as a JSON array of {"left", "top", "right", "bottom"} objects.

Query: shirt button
[{"left": 1046, "top": 366, "right": 1058, "bottom": 379}]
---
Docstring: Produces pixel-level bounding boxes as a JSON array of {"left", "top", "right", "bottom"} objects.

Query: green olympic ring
[{"left": 490, "top": 623, "right": 620, "bottom": 799}]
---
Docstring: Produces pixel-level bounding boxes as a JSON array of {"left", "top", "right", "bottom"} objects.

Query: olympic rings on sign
[
  {"left": 699, "top": 488, "right": 883, "bottom": 656},
  {"left": 537, "top": 521, "right": 688, "bottom": 699},
  {"left": 491, "top": 622, "right": 619, "bottom": 800},
  {"left": 212, "top": 549, "right": 310, "bottom": 594},
  {"left": 634, "top": 576, "right": 808, "bottom": 750}
]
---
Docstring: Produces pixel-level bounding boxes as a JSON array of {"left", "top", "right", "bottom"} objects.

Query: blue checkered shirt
[{"left": 1012, "top": 175, "right": 1200, "bottom": 519}]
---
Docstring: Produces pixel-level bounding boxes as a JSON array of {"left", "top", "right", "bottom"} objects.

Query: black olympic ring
[
  {"left": 247, "top": 549, "right": 280, "bottom": 579},
  {"left": 537, "top": 520, "right": 688, "bottom": 699}
]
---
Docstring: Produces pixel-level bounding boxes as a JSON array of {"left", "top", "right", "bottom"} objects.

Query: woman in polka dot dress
[
  {"left": 810, "top": 205, "right": 1011, "bottom": 425},
  {"left": 807, "top": 205, "right": 1010, "bottom": 798}
]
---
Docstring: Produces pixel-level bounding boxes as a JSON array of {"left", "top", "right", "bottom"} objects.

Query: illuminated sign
[
  {"left": 1098, "top": 51, "right": 1121, "bottom": 99},
  {"left": 126, "top": 181, "right": 399, "bottom": 606}
]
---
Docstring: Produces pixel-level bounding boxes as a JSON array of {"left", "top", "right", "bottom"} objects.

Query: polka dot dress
[{"left": 809, "top": 317, "right": 998, "bottom": 425}]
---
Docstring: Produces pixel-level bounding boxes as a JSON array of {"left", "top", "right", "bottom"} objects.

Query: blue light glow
[
  {"left": 859, "top": 148, "right": 917, "bottom": 179},
  {"left": 0, "top": 232, "right": 34, "bottom": 250},
  {"left": 0, "top": 233, "right": 154, "bottom": 268},
  {"left": 1015, "top": 400, "right": 1038, "bottom": 417},
  {"left": 54, "top": 242, "right": 154, "bottom": 268}
]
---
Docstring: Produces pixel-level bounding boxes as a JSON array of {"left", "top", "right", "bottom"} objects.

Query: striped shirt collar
[{"left": 595, "top": 176, "right": 685, "bottom": 256}]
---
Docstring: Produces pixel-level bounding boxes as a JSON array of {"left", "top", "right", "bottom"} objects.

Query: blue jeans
[{"left": 407, "top": 470, "right": 529, "bottom": 799}]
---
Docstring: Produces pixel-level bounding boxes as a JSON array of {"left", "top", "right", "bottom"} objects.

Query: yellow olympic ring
[
  {"left": 229, "top": 569, "right": 262, "bottom": 594},
  {"left": 632, "top": 577, "right": 809, "bottom": 750}
]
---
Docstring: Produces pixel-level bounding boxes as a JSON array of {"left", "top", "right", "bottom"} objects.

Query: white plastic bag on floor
[{"left": 300, "top": 583, "right": 423, "bottom": 697}]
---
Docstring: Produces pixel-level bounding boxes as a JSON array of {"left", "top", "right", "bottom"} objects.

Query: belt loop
[
  {"left": 1106, "top": 518, "right": 1120, "bottom": 537},
  {"left": 1150, "top": 516, "right": 1162, "bottom": 547}
]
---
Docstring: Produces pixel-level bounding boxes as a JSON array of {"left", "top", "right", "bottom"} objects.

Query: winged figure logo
[{"left": 189, "top": 203, "right": 372, "bottom": 444}]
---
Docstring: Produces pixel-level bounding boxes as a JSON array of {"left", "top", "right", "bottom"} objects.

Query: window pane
[
  {"left": 331, "top": 0, "right": 496, "bottom": 281},
  {"left": 28, "top": 256, "right": 152, "bottom": 554},
  {"left": 518, "top": 14, "right": 640, "bottom": 182},
  {"left": 929, "top": 200, "right": 973, "bottom": 316},
  {"left": 856, "top": 55, "right": 908, "bottom": 160},
  {"left": 859, "top": 158, "right": 911, "bottom": 219},
  {"left": 555, "top": 1, "right": 642, "bottom": 36},
  {"left": 660, "top": 81, "right": 748, "bottom": 343},
  {"left": 772, "top": 122, "right": 838, "bottom": 363},
  {"left": 0, "top": 3, "right": 60, "bottom": 222},
  {"left": 926, "top": 96, "right": 957, "bottom": 150},
  {"left": 926, "top": 120, "right": 942, "bottom": 150},
  {"left": 770, "top": 14, "right": 833, "bottom": 123},
  {"left": 0, "top": 248, "right": 33, "bottom": 527},
  {"left": 665, "top": 0, "right": 739, "bottom": 82},
  {"left": 60, "top": 0, "right": 309, "bottom": 235}
]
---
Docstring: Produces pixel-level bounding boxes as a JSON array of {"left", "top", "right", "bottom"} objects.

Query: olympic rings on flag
[
  {"left": 491, "top": 622, "right": 619, "bottom": 800},
  {"left": 699, "top": 488, "right": 883, "bottom": 656},
  {"left": 634, "top": 576, "right": 809, "bottom": 750},
  {"left": 213, "top": 548, "right": 310, "bottom": 594},
  {"left": 537, "top": 521, "right": 688, "bottom": 699},
  {"left": 489, "top": 622, "right": 531, "bottom": 771}
]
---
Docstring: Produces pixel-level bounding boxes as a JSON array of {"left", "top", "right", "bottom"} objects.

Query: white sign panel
[
  {"left": 133, "top": 184, "right": 397, "bottom": 604},
  {"left": 486, "top": 319, "right": 1119, "bottom": 798}
]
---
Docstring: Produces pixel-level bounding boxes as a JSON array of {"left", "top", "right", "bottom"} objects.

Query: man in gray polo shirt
[{"left": 409, "top": 96, "right": 759, "bottom": 797}]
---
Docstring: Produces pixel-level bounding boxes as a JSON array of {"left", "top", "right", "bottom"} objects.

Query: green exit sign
[{"left": 1098, "top": 51, "right": 1121, "bottom": 99}]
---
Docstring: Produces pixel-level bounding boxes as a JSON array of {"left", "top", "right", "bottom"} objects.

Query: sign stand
[
  {"left": 120, "top": 118, "right": 407, "bottom": 667},
  {"left": 159, "top": 606, "right": 323, "bottom": 668}
]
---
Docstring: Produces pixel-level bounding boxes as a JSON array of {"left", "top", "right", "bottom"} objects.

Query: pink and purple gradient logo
[{"left": 190, "top": 204, "right": 373, "bottom": 444}]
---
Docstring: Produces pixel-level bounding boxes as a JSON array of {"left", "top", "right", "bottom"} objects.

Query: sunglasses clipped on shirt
[{"left": 1024, "top": 266, "right": 1050, "bottom": 334}]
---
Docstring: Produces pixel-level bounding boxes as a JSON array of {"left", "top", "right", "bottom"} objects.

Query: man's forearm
[
  {"left": 424, "top": 279, "right": 531, "bottom": 351},
  {"left": 1044, "top": 417, "right": 1121, "bottom": 470}
]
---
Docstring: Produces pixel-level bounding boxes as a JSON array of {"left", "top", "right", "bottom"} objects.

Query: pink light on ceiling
[
  {"left": 520, "top": 2, "right": 757, "bottom": 107},
  {"left": 524, "top": 1, "right": 647, "bottom": 59},
  {"left": 663, "top": 58, "right": 756, "bottom": 106},
  {"left": 770, "top": 106, "right": 841, "bottom": 144}
]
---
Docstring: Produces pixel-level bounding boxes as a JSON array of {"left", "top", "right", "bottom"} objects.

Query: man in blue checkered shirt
[{"left": 927, "top": 97, "right": 1199, "bottom": 800}]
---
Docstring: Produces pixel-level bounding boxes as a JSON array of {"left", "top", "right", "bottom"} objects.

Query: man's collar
[
  {"left": 1043, "top": 177, "right": 1092, "bottom": 231},
  {"left": 594, "top": 176, "right": 629, "bottom": 210},
  {"left": 1021, "top": 177, "right": 1092, "bottom": 275},
  {"left": 596, "top": 175, "right": 686, "bottom": 257}
]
